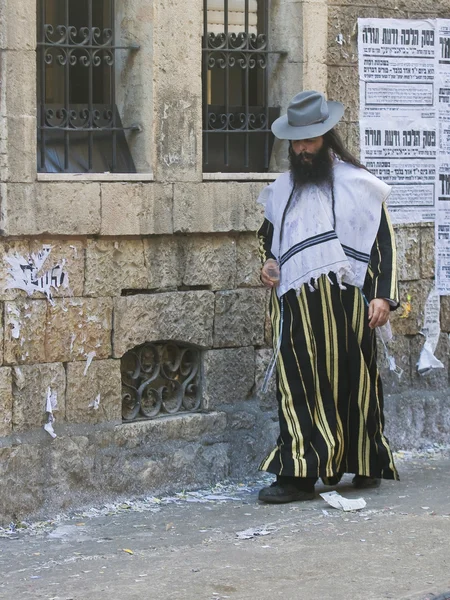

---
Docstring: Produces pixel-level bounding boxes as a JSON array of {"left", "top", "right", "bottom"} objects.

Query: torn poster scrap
[
  {"left": 5, "top": 245, "right": 68, "bottom": 304},
  {"left": 417, "top": 288, "right": 444, "bottom": 375},
  {"left": 320, "top": 491, "right": 366, "bottom": 512},
  {"left": 44, "top": 387, "right": 58, "bottom": 439},
  {"left": 88, "top": 394, "right": 101, "bottom": 410},
  {"left": 8, "top": 305, "right": 21, "bottom": 339},
  {"left": 83, "top": 351, "right": 96, "bottom": 376},
  {"left": 235, "top": 526, "right": 275, "bottom": 540}
]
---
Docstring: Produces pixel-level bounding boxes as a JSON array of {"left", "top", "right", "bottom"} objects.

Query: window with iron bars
[
  {"left": 37, "top": 0, "right": 139, "bottom": 173},
  {"left": 121, "top": 343, "right": 201, "bottom": 422},
  {"left": 202, "top": 0, "right": 281, "bottom": 173}
]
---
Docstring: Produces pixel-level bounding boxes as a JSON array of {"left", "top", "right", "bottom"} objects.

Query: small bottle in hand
[{"left": 261, "top": 259, "right": 280, "bottom": 288}]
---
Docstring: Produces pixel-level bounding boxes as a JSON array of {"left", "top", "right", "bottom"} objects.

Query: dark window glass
[
  {"left": 37, "top": 0, "right": 138, "bottom": 173},
  {"left": 202, "top": 0, "right": 279, "bottom": 173}
]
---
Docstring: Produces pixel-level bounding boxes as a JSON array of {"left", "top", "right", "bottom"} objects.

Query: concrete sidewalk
[{"left": 1, "top": 451, "right": 450, "bottom": 600}]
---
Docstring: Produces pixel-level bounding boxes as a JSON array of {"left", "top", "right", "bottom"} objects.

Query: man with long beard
[{"left": 257, "top": 90, "right": 399, "bottom": 503}]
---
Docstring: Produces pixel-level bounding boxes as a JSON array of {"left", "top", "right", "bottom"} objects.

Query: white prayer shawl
[{"left": 257, "top": 160, "right": 391, "bottom": 298}]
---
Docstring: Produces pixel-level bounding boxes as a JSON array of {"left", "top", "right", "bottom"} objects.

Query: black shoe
[
  {"left": 322, "top": 473, "right": 343, "bottom": 486},
  {"left": 258, "top": 481, "right": 315, "bottom": 504},
  {"left": 352, "top": 475, "right": 381, "bottom": 489}
]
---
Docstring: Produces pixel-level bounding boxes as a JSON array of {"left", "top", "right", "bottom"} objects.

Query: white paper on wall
[
  {"left": 417, "top": 288, "right": 444, "bottom": 374},
  {"left": 88, "top": 394, "right": 101, "bottom": 410},
  {"left": 358, "top": 18, "right": 438, "bottom": 225},
  {"left": 4, "top": 245, "right": 68, "bottom": 304},
  {"left": 83, "top": 351, "right": 96, "bottom": 376},
  {"left": 44, "top": 387, "right": 58, "bottom": 439}
]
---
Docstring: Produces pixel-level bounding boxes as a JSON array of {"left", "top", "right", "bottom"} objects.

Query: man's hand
[
  {"left": 368, "top": 298, "right": 390, "bottom": 329},
  {"left": 260, "top": 259, "right": 280, "bottom": 288}
]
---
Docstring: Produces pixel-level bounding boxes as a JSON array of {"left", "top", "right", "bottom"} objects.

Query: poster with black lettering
[
  {"left": 436, "top": 21, "right": 450, "bottom": 293},
  {"left": 360, "top": 117, "right": 437, "bottom": 222},
  {"left": 358, "top": 18, "right": 438, "bottom": 224}
]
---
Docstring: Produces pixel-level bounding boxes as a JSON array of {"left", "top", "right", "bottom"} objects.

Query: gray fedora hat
[{"left": 272, "top": 90, "right": 344, "bottom": 140}]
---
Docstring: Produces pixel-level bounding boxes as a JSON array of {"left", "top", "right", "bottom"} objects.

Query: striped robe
[{"left": 258, "top": 202, "right": 400, "bottom": 481}]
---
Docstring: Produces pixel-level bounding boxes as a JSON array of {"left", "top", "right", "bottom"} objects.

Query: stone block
[
  {"left": 410, "top": 333, "right": 449, "bottom": 391},
  {"left": 0, "top": 302, "right": 3, "bottom": 364},
  {"left": 144, "top": 235, "right": 183, "bottom": 290},
  {"left": 12, "top": 362, "right": 66, "bottom": 432},
  {"left": 0, "top": 240, "right": 30, "bottom": 300},
  {"left": 384, "top": 390, "right": 450, "bottom": 451},
  {"left": 65, "top": 360, "right": 122, "bottom": 424},
  {"left": 0, "top": 0, "right": 36, "bottom": 50},
  {"left": 378, "top": 8, "right": 437, "bottom": 19},
  {"left": 0, "top": 444, "right": 45, "bottom": 524},
  {"left": 2, "top": 183, "right": 101, "bottom": 236},
  {"left": 255, "top": 348, "right": 278, "bottom": 411},
  {"left": 1, "top": 116, "right": 36, "bottom": 183},
  {"left": 347, "top": 122, "right": 361, "bottom": 159},
  {"left": 85, "top": 240, "right": 147, "bottom": 297},
  {"left": 113, "top": 412, "right": 227, "bottom": 446},
  {"left": 154, "top": 95, "right": 203, "bottom": 183},
  {"left": 269, "top": 2, "right": 303, "bottom": 63},
  {"left": 4, "top": 300, "right": 47, "bottom": 365},
  {"left": 440, "top": 296, "right": 450, "bottom": 332},
  {"left": 236, "top": 233, "right": 262, "bottom": 288},
  {"left": 327, "top": 66, "right": 359, "bottom": 122},
  {"left": 327, "top": 0, "right": 436, "bottom": 8},
  {"left": 46, "top": 435, "right": 93, "bottom": 497},
  {"left": 28, "top": 240, "right": 86, "bottom": 298},
  {"left": 420, "top": 227, "right": 435, "bottom": 279},
  {"left": 153, "top": 0, "right": 202, "bottom": 181},
  {"left": 45, "top": 298, "right": 113, "bottom": 363},
  {"left": 0, "top": 51, "right": 36, "bottom": 117},
  {"left": 302, "top": 1, "right": 328, "bottom": 91},
  {"left": 304, "top": 61, "right": 329, "bottom": 96},
  {"left": 173, "top": 182, "right": 265, "bottom": 234},
  {"left": 390, "top": 280, "right": 433, "bottom": 336},
  {"left": 228, "top": 411, "right": 257, "bottom": 431},
  {"left": 113, "top": 291, "right": 215, "bottom": 357},
  {"left": 376, "top": 333, "right": 412, "bottom": 395},
  {"left": 115, "top": 0, "right": 153, "bottom": 173},
  {"left": 268, "top": 133, "right": 290, "bottom": 173},
  {"left": 394, "top": 226, "right": 421, "bottom": 281},
  {"left": 328, "top": 6, "right": 379, "bottom": 66},
  {"left": 100, "top": 183, "right": 173, "bottom": 235},
  {"left": 268, "top": 61, "right": 304, "bottom": 125},
  {"left": 183, "top": 235, "right": 236, "bottom": 291},
  {"left": 0, "top": 367, "right": 12, "bottom": 436},
  {"left": 213, "top": 289, "right": 266, "bottom": 348},
  {"left": 202, "top": 347, "right": 255, "bottom": 409},
  {"left": 36, "top": 183, "right": 101, "bottom": 235},
  {"left": 334, "top": 120, "right": 349, "bottom": 147}
]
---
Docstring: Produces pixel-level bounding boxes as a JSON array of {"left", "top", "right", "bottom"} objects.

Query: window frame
[{"left": 36, "top": 0, "right": 140, "bottom": 174}]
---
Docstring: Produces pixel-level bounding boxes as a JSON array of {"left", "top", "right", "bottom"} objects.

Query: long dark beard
[{"left": 289, "top": 143, "right": 333, "bottom": 186}]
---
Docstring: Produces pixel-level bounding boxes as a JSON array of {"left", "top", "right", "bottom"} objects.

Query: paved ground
[{"left": 1, "top": 451, "right": 450, "bottom": 600}]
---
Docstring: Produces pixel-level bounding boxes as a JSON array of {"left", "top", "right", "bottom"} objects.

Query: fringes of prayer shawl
[{"left": 257, "top": 160, "right": 391, "bottom": 299}]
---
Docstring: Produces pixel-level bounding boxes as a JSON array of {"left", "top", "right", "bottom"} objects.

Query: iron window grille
[
  {"left": 202, "top": 0, "right": 282, "bottom": 172},
  {"left": 37, "top": 0, "right": 139, "bottom": 173},
  {"left": 121, "top": 343, "right": 201, "bottom": 422}
]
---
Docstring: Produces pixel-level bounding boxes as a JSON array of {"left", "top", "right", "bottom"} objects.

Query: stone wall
[
  {"left": 1, "top": 0, "right": 450, "bottom": 523},
  {"left": 0, "top": 216, "right": 282, "bottom": 523},
  {"left": 327, "top": 0, "right": 450, "bottom": 447}
]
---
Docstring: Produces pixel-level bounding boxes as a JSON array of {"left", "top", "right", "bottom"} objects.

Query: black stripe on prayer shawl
[
  {"left": 341, "top": 244, "right": 370, "bottom": 263},
  {"left": 280, "top": 231, "right": 338, "bottom": 267}
]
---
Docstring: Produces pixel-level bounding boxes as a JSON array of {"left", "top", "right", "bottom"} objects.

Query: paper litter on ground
[
  {"left": 320, "top": 491, "right": 366, "bottom": 511},
  {"left": 235, "top": 526, "right": 275, "bottom": 540}
]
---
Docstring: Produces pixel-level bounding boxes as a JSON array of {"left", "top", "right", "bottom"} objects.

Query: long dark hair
[{"left": 323, "top": 128, "right": 368, "bottom": 171}]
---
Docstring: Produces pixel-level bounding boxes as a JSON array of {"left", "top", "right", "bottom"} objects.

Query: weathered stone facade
[
  {"left": 327, "top": 0, "right": 450, "bottom": 455},
  {"left": 0, "top": 0, "right": 449, "bottom": 523}
]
